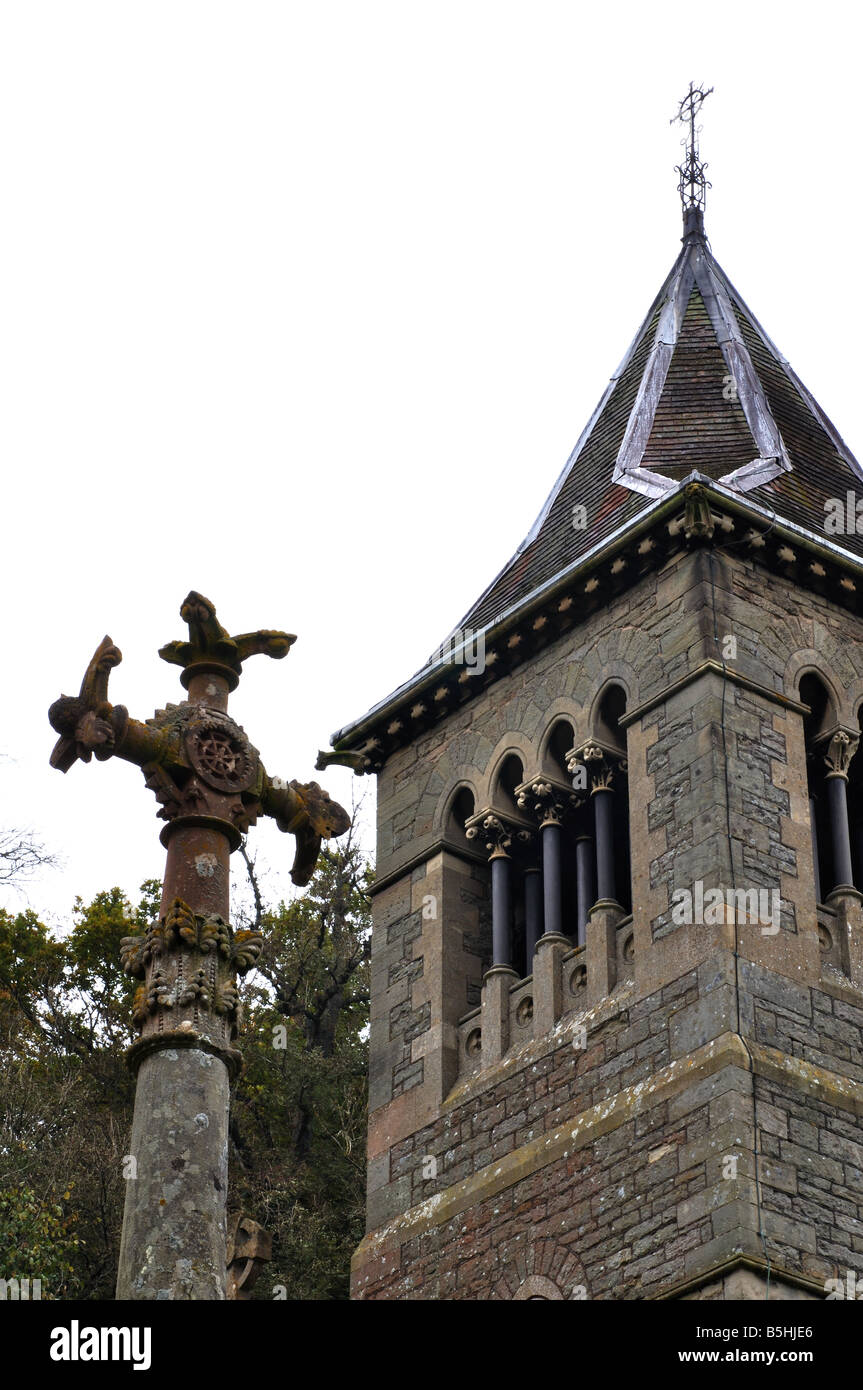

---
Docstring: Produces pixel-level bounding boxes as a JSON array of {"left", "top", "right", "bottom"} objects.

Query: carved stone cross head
[{"left": 48, "top": 590, "right": 350, "bottom": 887}]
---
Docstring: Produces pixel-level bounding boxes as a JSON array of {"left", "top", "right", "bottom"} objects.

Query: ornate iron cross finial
[{"left": 671, "top": 81, "right": 713, "bottom": 212}]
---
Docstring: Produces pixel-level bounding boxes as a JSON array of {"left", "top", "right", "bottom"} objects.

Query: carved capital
[
  {"left": 465, "top": 812, "right": 531, "bottom": 859},
  {"left": 516, "top": 776, "right": 583, "bottom": 828},
  {"left": 818, "top": 726, "right": 860, "bottom": 781},
  {"left": 566, "top": 740, "right": 627, "bottom": 794}
]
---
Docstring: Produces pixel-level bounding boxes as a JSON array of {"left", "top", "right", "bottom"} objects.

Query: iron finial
[{"left": 671, "top": 81, "right": 713, "bottom": 216}]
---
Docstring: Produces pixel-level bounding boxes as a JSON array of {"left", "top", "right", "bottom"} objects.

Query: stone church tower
[{"left": 324, "top": 102, "right": 863, "bottom": 1300}]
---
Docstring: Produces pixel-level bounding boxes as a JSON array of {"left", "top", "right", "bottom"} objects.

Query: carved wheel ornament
[{"left": 186, "top": 717, "right": 255, "bottom": 793}]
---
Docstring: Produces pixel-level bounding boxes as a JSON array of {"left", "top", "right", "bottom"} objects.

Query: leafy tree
[
  {"left": 0, "top": 1186, "right": 81, "bottom": 1298},
  {"left": 0, "top": 887, "right": 148, "bottom": 1297},
  {"left": 0, "top": 839, "right": 371, "bottom": 1300},
  {"left": 229, "top": 828, "right": 371, "bottom": 1299}
]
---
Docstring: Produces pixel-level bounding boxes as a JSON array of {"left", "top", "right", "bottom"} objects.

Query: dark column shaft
[
  {"left": 575, "top": 835, "right": 595, "bottom": 948},
  {"left": 541, "top": 821, "right": 562, "bottom": 938},
  {"left": 594, "top": 788, "right": 616, "bottom": 903},
  {"left": 491, "top": 852, "right": 512, "bottom": 967},
  {"left": 524, "top": 868, "right": 542, "bottom": 963},
  {"left": 827, "top": 776, "right": 854, "bottom": 890}
]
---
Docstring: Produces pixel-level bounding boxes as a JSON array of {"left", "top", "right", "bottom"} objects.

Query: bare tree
[{"left": 0, "top": 826, "right": 58, "bottom": 887}]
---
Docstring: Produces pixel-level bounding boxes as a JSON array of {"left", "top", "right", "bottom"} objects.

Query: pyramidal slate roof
[
  {"left": 452, "top": 207, "right": 863, "bottom": 638},
  {"left": 327, "top": 205, "right": 863, "bottom": 765}
]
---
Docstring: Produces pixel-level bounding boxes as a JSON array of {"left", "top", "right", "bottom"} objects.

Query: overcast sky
[{"left": 2, "top": 1, "right": 860, "bottom": 927}]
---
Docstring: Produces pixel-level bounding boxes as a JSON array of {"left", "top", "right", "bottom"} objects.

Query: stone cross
[{"left": 48, "top": 591, "right": 350, "bottom": 1300}]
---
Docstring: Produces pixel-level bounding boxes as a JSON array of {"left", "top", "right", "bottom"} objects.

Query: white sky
[{"left": 2, "top": 1, "right": 861, "bottom": 927}]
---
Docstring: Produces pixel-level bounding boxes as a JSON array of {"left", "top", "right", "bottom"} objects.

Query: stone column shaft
[
  {"left": 491, "top": 851, "right": 513, "bottom": 968},
  {"left": 541, "top": 820, "right": 563, "bottom": 939},
  {"left": 594, "top": 787, "right": 616, "bottom": 904},
  {"left": 116, "top": 1047, "right": 230, "bottom": 1300},
  {"left": 827, "top": 776, "right": 854, "bottom": 891}
]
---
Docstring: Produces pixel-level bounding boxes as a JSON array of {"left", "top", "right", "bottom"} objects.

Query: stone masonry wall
[
  {"left": 358, "top": 547, "right": 863, "bottom": 1297},
  {"left": 354, "top": 954, "right": 863, "bottom": 1298}
]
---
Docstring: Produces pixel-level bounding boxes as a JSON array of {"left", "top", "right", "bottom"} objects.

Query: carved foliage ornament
[
  {"left": 822, "top": 729, "right": 860, "bottom": 781},
  {"left": 121, "top": 898, "right": 262, "bottom": 979},
  {"left": 516, "top": 779, "right": 583, "bottom": 827},
  {"left": 121, "top": 896, "right": 263, "bottom": 1032},
  {"left": 466, "top": 813, "right": 531, "bottom": 857},
  {"left": 566, "top": 742, "right": 627, "bottom": 793}
]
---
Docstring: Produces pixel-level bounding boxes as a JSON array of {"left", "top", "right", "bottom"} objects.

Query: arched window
[
  {"left": 596, "top": 686, "right": 631, "bottom": 915},
  {"left": 542, "top": 719, "right": 581, "bottom": 941},
  {"left": 570, "top": 685, "right": 631, "bottom": 919},
  {"left": 447, "top": 785, "right": 478, "bottom": 852},
  {"left": 494, "top": 754, "right": 524, "bottom": 817},
  {"left": 446, "top": 784, "right": 493, "bottom": 1004},
  {"left": 801, "top": 673, "right": 836, "bottom": 902}
]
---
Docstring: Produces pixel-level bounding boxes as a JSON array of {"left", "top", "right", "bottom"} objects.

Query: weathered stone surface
[{"left": 116, "top": 1048, "right": 230, "bottom": 1300}]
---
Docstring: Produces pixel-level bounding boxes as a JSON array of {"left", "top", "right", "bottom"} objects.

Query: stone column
[
  {"left": 516, "top": 780, "right": 578, "bottom": 1031},
  {"left": 568, "top": 741, "right": 627, "bottom": 1005},
  {"left": 594, "top": 786, "right": 616, "bottom": 904},
  {"left": 541, "top": 818, "right": 563, "bottom": 939},
  {"left": 466, "top": 813, "right": 527, "bottom": 1063},
  {"left": 47, "top": 592, "right": 350, "bottom": 1302},
  {"left": 568, "top": 741, "right": 626, "bottom": 911},
  {"left": 516, "top": 779, "right": 580, "bottom": 947},
  {"left": 490, "top": 847, "right": 513, "bottom": 968},
  {"left": 466, "top": 812, "right": 532, "bottom": 972},
  {"left": 821, "top": 729, "right": 860, "bottom": 892},
  {"left": 116, "top": 672, "right": 256, "bottom": 1301}
]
